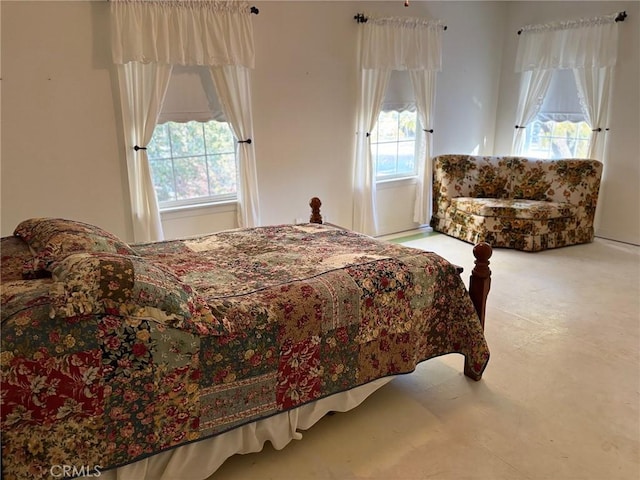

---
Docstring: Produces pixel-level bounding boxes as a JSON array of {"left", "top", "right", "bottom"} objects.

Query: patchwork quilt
[{"left": 1, "top": 223, "right": 489, "bottom": 479}]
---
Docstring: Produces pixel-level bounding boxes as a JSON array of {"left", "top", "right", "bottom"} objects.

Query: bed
[{"left": 0, "top": 198, "right": 491, "bottom": 480}]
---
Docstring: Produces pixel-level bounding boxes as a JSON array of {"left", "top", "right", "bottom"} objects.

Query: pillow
[
  {"left": 1, "top": 236, "right": 41, "bottom": 281},
  {"left": 13, "top": 218, "right": 138, "bottom": 275},
  {"left": 48, "top": 252, "right": 225, "bottom": 336}
]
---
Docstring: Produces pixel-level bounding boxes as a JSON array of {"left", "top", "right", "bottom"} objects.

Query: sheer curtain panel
[
  {"left": 410, "top": 69, "right": 437, "bottom": 226},
  {"left": 574, "top": 66, "right": 615, "bottom": 160},
  {"left": 354, "top": 15, "right": 443, "bottom": 236},
  {"left": 116, "top": 62, "right": 172, "bottom": 243},
  {"left": 111, "top": 0, "right": 258, "bottom": 241},
  {"left": 511, "top": 69, "right": 553, "bottom": 154},
  {"left": 210, "top": 65, "right": 260, "bottom": 228},
  {"left": 513, "top": 12, "right": 622, "bottom": 159},
  {"left": 353, "top": 68, "right": 391, "bottom": 236}
]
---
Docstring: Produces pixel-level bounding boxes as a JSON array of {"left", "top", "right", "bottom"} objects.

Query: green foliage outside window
[
  {"left": 147, "top": 121, "right": 237, "bottom": 206},
  {"left": 371, "top": 110, "right": 419, "bottom": 179},
  {"left": 524, "top": 118, "right": 591, "bottom": 159}
]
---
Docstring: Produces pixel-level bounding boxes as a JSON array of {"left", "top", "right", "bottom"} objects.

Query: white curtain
[
  {"left": 410, "top": 70, "right": 437, "bottom": 226},
  {"left": 210, "top": 65, "right": 261, "bottom": 227},
  {"left": 574, "top": 66, "right": 615, "bottom": 160},
  {"left": 111, "top": 0, "right": 255, "bottom": 67},
  {"left": 111, "top": 0, "right": 257, "bottom": 241},
  {"left": 513, "top": 12, "right": 621, "bottom": 159},
  {"left": 117, "top": 62, "right": 173, "bottom": 243},
  {"left": 360, "top": 16, "right": 443, "bottom": 71},
  {"left": 515, "top": 15, "right": 619, "bottom": 71},
  {"left": 354, "top": 15, "right": 443, "bottom": 236},
  {"left": 353, "top": 68, "right": 391, "bottom": 235},
  {"left": 511, "top": 69, "right": 553, "bottom": 154}
]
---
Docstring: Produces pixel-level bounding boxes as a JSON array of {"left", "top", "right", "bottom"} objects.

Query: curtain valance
[
  {"left": 111, "top": 0, "right": 255, "bottom": 67},
  {"left": 515, "top": 13, "right": 620, "bottom": 72},
  {"left": 360, "top": 15, "right": 444, "bottom": 71}
]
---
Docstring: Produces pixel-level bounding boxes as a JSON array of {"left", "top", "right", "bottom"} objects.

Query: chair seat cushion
[{"left": 450, "top": 197, "right": 576, "bottom": 220}]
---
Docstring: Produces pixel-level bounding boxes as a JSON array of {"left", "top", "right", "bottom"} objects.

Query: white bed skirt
[{"left": 91, "top": 377, "right": 393, "bottom": 480}]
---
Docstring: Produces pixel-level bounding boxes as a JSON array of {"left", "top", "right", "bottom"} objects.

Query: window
[
  {"left": 521, "top": 69, "right": 591, "bottom": 159},
  {"left": 370, "top": 70, "right": 421, "bottom": 181},
  {"left": 371, "top": 109, "right": 420, "bottom": 180},
  {"left": 147, "top": 120, "right": 237, "bottom": 209},
  {"left": 523, "top": 115, "right": 591, "bottom": 159},
  {"left": 146, "top": 66, "right": 238, "bottom": 210}
]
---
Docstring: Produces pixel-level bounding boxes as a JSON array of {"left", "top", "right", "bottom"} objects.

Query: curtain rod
[
  {"left": 517, "top": 10, "right": 626, "bottom": 34},
  {"left": 354, "top": 13, "right": 368, "bottom": 23},
  {"left": 353, "top": 13, "right": 447, "bottom": 30}
]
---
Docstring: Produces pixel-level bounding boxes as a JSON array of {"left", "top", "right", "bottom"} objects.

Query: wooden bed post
[
  {"left": 469, "top": 242, "right": 492, "bottom": 330},
  {"left": 309, "top": 197, "right": 323, "bottom": 224},
  {"left": 464, "top": 242, "right": 492, "bottom": 381}
]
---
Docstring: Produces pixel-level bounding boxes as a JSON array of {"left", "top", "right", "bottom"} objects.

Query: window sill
[
  {"left": 376, "top": 176, "right": 418, "bottom": 189},
  {"left": 160, "top": 200, "right": 237, "bottom": 219}
]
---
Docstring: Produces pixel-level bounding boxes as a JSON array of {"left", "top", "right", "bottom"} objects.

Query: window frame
[
  {"left": 522, "top": 113, "right": 592, "bottom": 159},
  {"left": 371, "top": 107, "right": 422, "bottom": 182},
  {"left": 520, "top": 69, "right": 592, "bottom": 159},
  {"left": 147, "top": 120, "right": 239, "bottom": 211}
]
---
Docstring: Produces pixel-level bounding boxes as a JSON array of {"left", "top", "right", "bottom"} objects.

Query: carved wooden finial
[
  {"left": 309, "top": 197, "right": 323, "bottom": 224},
  {"left": 472, "top": 242, "right": 492, "bottom": 279},
  {"left": 469, "top": 242, "right": 492, "bottom": 329}
]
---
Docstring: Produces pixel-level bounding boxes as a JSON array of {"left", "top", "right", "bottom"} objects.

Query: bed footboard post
[
  {"left": 310, "top": 197, "right": 323, "bottom": 224},
  {"left": 464, "top": 242, "right": 492, "bottom": 381},
  {"left": 469, "top": 242, "right": 492, "bottom": 329}
]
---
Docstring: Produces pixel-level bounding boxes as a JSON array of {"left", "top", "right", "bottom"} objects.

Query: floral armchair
[{"left": 430, "top": 155, "right": 603, "bottom": 252}]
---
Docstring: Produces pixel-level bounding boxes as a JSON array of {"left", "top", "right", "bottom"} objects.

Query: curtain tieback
[
  {"left": 133, "top": 145, "right": 147, "bottom": 151},
  {"left": 238, "top": 138, "right": 252, "bottom": 144},
  {"left": 365, "top": 132, "right": 371, "bottom": 137},
  {"left": 515, "top": 125, "right": 526, "bottom": 129},
  {"left": 423, "top": 129, "right": 434, "bottom": 133}
]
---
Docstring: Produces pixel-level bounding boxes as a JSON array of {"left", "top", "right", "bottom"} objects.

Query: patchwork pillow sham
[
  {"left": 13, "top": 218, "right": 138, "bottom": 276},
  {"left": 1, "top": 236, "right": 36, "bottom": 281},
  {"left": 48, "top": 252, "right": 225, "bottom": 336}
]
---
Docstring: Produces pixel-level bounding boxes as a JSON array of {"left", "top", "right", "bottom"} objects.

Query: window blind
[{"left": 158, "top": 66, "right": 226, "bottom": 124}]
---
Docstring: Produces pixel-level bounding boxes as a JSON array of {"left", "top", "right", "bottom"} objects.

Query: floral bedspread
[{"left": 1, "top": 224, "right": 489, "bottom": 479}]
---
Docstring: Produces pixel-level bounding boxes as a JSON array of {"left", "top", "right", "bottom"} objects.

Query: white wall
[
  {"left": 1, "top": 1, "right": 638, "bottom": 245},
  {"left": 1, "top": 1, "right": 132, "bottom": 240},
  {"left": 249, "top": 0, "right": 506, "bottom": 236}
]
